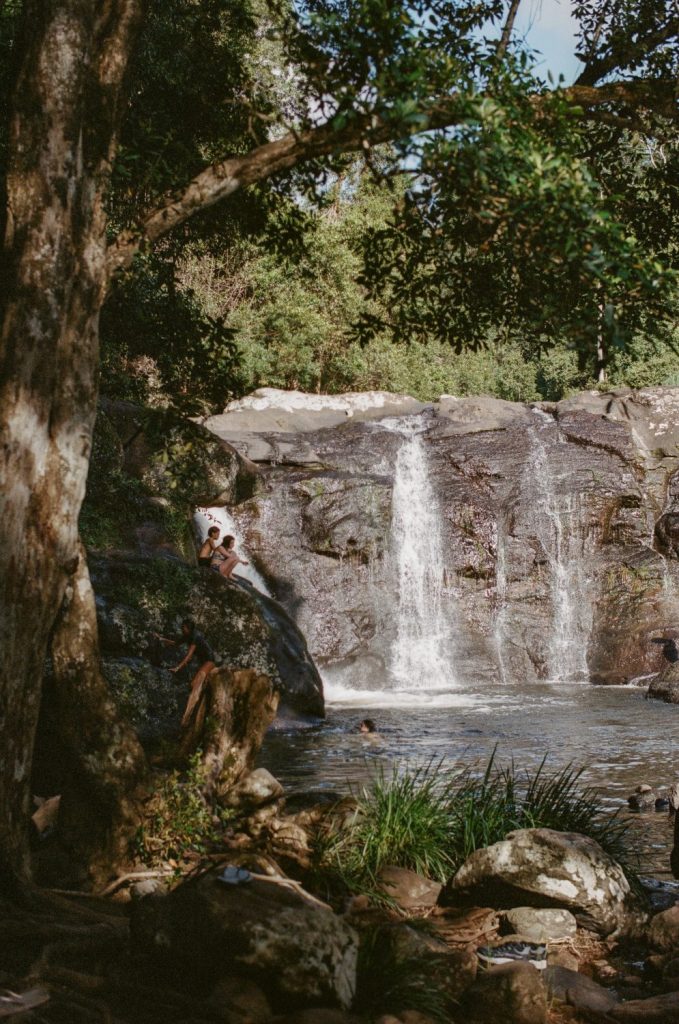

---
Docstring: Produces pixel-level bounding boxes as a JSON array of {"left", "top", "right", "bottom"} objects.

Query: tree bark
[
  {"left": 0, "top": 0, "right": 142, "bottom": 889},
  {"left": 48, "top": 545, "right": 147, "bottom": 885}
]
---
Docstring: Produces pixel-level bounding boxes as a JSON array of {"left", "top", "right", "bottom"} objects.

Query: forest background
[{"left": 90, "top": 0, "right": 679, "bottom": 417}]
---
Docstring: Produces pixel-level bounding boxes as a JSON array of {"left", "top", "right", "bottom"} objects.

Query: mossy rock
[{"left": 93, "top": 555, "right": 324, "bottom": 722}]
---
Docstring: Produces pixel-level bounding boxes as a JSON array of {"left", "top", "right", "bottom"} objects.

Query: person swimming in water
[{"left": 359, "top": 718, "right": 377, "bottom": 734}]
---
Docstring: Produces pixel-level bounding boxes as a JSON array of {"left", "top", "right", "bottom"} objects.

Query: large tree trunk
[
  {"left": 0, "top": 0, "right": 142, "bottom": 889},
  {"left": 48, "top": 545, "right": 147, "bottom": 886}
]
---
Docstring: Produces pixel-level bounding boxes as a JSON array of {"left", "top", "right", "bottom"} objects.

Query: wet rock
[
  {"left": 502, "top": 907, "right": 577, "bottom": 942},
  {"left": 202, "top": 387, "right": 679, "bottom": 690},
  {"left": 445, "top": 828, "right": 644, "bottom": 935},
  {"left": 546, "top": 965, "right": 618, "bottom": 1016},
  {"left": 649, "top": 906, "right": 679, "bottom": 952},
  {"left": 648, "top": 663, "right": 679, "bottom": 706},
  {"left": 628, "top": 785, "right": 658, "bottom": 811},
  {"left": 611, "top": 991, "right": 679, "bottom": 1022},
  {"left": 376, "top": 866, "right": 442, "bottom": 912},
  {"left": 462, "top": 961, "right": 547, "bottom": 1024},
  {"left": 131, "top": 867, "right": 359, "bottom": 1009},
  {"left": 223, "top": 769, "right": 285, "bottom": 810}
]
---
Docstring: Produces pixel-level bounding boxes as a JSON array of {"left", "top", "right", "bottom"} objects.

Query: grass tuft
[{"left": 318, "top": 751, "right": 637, "bottom": 896}]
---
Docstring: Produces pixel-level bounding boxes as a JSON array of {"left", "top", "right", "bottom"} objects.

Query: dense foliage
[{"left": 1, "top": 0, "right": 678, "bottom": 408}]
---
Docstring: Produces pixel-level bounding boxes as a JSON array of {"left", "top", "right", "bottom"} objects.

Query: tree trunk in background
[{"left": 0, "top": 0, "right": 142, "bottom": 890}]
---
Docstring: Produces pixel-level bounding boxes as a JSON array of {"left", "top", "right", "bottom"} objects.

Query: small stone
[
  {"left": 547, "top": 949, "right": 580, "bottom": 972},
  {"left": 223, "top": 769, "right": 284, "bottom": 810},
  {"left": 207, "top": 976, "right": 272, "bottom": 1022},
  {"left": 503, "top": 907, "right": 577, "bottom": 942},
  {"left": 591, "top": 959, "right": 617, "bottom": 982},
  {"left": 463, "top": 962, "right": 547, "bottom": 1024},
  {"left": 377, "top": 865, "right": 442, "bottom": 912},
  {"left": 628, "top": 787, "right": 657, "bottom": 811},
  {"left": 649, "top": 906, "right": 679, "bottom": 951},
  {"left": 131, "top": 878, "right": 168, "bottom": 900}
]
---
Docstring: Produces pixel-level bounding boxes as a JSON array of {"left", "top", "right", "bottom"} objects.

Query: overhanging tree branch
[
  {"left": 106, "top": 77, "right": 678, "bottom": 276},
  {"left": 575, "top": 15, "right": 679, "bottom": 86}
]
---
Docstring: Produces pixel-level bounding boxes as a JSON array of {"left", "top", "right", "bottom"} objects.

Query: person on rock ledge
[
  {"left": 154, "top": 618, "right": 218, "bottom": 727},
  {"left": 198, "top": 525, "right": 221, "bottom": 567},
  {"left": 214, "top": 534, "right": 249, "bottom": 579}
]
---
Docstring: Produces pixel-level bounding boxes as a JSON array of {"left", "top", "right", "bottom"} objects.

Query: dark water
[{"left": 259, "top": 681, "right": 679, "bottom": 877}]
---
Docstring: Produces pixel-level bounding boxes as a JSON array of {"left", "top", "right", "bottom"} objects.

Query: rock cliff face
[
  {"left": 82, "top": 401, "right": 325, "bottom": 726},
  {"left": 203, "top": 387, "right": 679, "bottom": 691}
]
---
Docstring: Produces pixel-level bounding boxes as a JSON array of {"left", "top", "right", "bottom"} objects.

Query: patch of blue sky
[{"left": 515, "top": 0, "right": 584, "bottom": 85}]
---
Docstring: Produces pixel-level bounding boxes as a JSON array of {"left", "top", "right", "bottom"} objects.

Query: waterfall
[
  {"left": 526, "top": 415, "right": 592, "bottom": 682},
  {"left": 494, "top": 520, "right": 510, "bottom": 685},
  {"left": 387, "top": 420, "right": 458, "bottom": 690}
]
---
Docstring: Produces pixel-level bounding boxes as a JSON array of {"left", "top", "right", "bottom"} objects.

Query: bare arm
[{"left": 171, "top": 643, "right": 196, "bottom": 673}]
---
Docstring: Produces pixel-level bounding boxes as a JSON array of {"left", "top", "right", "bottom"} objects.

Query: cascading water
[
  {"left": 526, "top": 413, "right": 592, "bottom": 682},
  {"left": 387, "top": 419, "right": 458, "bottom": 690}
]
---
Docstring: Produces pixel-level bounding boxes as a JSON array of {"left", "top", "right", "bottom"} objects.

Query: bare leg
[
  {"left": 219, "top": 555, "right": 239, "bottom": 578},
  {"left": 180, "top": 662, "right": 215, "bottom": 727}
]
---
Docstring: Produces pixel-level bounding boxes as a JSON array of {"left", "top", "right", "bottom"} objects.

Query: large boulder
[
  {"left": 91, "top": 555, "right": 324, "bottom": 733},
  {"left": 445, "top": 828, "right": 644, "bottom": 935},
  {"left": 648, "top": 662, "right": 679, "bottom": 705},
  {"left": 649, "top": 906, "right": 679, "bottom": 952},
  {"left": 131, "top": 868, "right": 359, "bottom": 1010}
]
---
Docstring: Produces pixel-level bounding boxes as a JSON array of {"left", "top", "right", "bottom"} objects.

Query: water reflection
[{"left": 259, "top": 683, "right": 679, "bottom": 877}]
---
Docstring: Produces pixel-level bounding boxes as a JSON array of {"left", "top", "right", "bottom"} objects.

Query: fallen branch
[{"left": 97, "top": 870, "right": 174, "bottom": 897}]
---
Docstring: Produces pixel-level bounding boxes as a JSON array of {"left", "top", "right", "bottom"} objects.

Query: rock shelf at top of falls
[{"left": 202, "top": 386, "right": 679, "bottom": 694}]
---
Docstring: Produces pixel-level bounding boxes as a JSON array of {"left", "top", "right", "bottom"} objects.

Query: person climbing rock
[
  {"left": 198, "top": 525, "right": 221, "bottom": 567},
  {"left": 154, "top": 619, "right": 218, "bottom": 727}
]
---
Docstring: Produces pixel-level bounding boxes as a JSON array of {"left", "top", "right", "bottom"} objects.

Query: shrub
[
  {"left": 320, "top": 752, "right": 635, "bottom": 896},
  {"left": 136, "top": 752, "right": 231, "bottom": 864}
]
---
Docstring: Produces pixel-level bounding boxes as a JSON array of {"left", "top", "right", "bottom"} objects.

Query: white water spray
[
  {"left": 387, "top": 420, "right": 458, "bottom": 690},
  {"left": 526, "top": 416, "right": 592, "bottom": 682}
]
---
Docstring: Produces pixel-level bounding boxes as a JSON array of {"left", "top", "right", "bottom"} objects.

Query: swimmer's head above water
[{"left": 359, "top": 718, "right": 376, "bottom": 734}]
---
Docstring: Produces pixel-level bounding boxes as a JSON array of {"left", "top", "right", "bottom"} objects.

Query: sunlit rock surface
[
  {"left": 445, "top": 827, "right": 644, "bottom": 936},
  {"left": 203, "top": 386, "right": 679, "bottom": 690}
]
